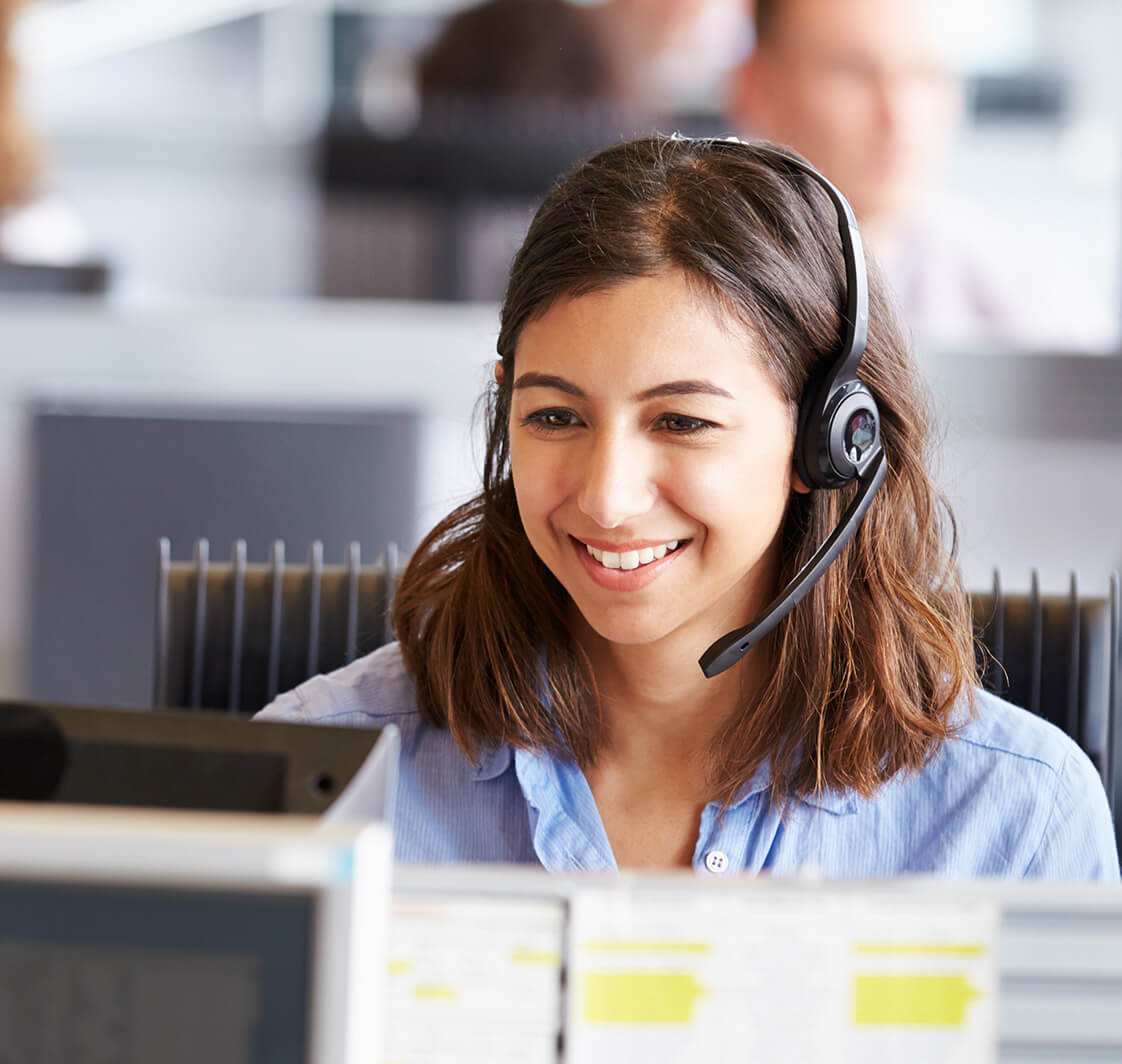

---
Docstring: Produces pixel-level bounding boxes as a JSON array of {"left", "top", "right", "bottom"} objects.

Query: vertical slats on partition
[
  {"left": 384, "top": 540, "right": 399, "bottom": 644},
  {"left": 1066, "top": 572, "right": 1081, "bottom": 746},
  {"left": 1028, "top": 569, "right": 1042, "bottom": 718},
  {"left": 989, "top": 568, "right": 1005, "bottom": 695},
  {"left": 228, "top": 539, "right": 247, "bottom": 715},
  {"left": 266, "top": 539, "right": 285, "bottom": 704},
  {"left": 307, "top": 540, "right": 323, "bottom": 676},
  {"left": 153, "top": 537, "right": 172, "bottom": 707},
  {"left": 1109, "top": 574, "right": 1120, "bottom": 828},
  {"left": 345, "top": 541, "right": 360, "bottom": 664},
  {"left": 189, "top": 538, "right": 210, "bottom": 710}
]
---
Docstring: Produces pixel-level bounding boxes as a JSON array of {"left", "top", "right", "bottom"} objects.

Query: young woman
[{"left": 258, "top": 135, "right": 1118, "bottom": 879}]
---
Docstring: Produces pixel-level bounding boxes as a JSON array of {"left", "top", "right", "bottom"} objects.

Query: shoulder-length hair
[
  {"left": 394, "top": 134, "right": 977, "bottom": 805},
  {"left": 0, "top": 0, "right": 41, "bottom": 212}
]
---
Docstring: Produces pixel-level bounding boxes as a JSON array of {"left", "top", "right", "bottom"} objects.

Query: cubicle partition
[{"left": 27, "top": 403, "right": 419, "bottom": 709}]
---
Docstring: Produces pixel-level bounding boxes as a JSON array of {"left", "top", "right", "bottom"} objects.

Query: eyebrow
[{"left": 512, "top": 372, "right": 734, "bottom": 401}]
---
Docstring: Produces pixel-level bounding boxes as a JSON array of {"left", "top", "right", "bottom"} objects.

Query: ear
[
  {"left": 791, "top": 466, "right": 813, "bottom": 495},
  {"left": 493, "top": 360, "right": 504, "bottom": 386}
]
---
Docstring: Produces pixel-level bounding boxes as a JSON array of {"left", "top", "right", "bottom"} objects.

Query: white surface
[{"left": 15, "top": 0, "right": 304, "bottom": 72}]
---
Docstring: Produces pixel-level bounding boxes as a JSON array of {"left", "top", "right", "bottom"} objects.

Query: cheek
[
  {"left": 668, "top": 439, "right": 794, "bottom": 540},
  {"left": 510, "top": 437, "right": 562, "bottom": 538}
]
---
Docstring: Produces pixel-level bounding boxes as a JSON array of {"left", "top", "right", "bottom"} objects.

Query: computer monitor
[
  {"left": 0, "top": 700, "right": 381, "bottom": 815},
  {"left": 0, "top": 804, "right": 390, "bottom": 1064}
]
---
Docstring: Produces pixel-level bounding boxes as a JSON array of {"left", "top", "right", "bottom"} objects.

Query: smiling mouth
[{"left": 582, "top": 539, "right": 685, "bottom": 571}]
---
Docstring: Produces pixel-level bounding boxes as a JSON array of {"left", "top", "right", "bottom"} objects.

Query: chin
[{"left": 572, "top": 605, "right": 682, "bottom": 651}]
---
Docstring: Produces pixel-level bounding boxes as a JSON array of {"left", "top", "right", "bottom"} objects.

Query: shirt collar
[
  {"left": 473, "top": 742, "right": 514, "bottom": 781},
  {"left": 475, "top": 742, "right": 858, "bottom": 813},
  {"left": 799, "top": 788, "right": 859, "bottom": 815},
  {"left": 725, "top": 758, "right": 858, "bottom": 816}
]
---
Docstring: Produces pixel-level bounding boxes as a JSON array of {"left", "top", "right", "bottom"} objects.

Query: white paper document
[
  {"left": 566, "top": 884, "right": 998, "bottom": 1064},
  {"left": 384, "top": 893, "right": 565, "bottom": 1064}
]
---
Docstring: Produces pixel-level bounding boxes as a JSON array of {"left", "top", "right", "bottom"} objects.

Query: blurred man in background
[{"left": 730, "top": 0, "right": 1018, "bottom": 349}]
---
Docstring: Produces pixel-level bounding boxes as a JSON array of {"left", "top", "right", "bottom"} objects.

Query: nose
[{"left": 576, "top": 428, "right": 657, "bottom": 530}]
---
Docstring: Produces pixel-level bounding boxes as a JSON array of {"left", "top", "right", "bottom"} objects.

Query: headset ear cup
[
  {"left": 798, "top": 378, "right": 881, "bottom": 490},
  {"left": 826, "top": 383, "right": 881, "bottom": 482}
]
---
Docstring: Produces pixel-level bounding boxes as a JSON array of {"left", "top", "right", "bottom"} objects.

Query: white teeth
[{"left": 584, "top": 540, "right": 682, "bottom": 570}]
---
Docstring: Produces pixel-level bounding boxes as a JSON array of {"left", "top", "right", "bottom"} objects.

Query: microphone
[{"left": 698, "top": 450, "right": 887, "bottom": 678}]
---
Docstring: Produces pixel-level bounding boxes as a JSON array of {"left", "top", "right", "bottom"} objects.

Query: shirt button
[{"left": 704, "top": 850, "right": 729, "bottom": 874}]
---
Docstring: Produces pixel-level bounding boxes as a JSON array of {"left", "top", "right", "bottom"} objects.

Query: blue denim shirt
[{"left": 256, "top": 643, "right": 1119, "bottom": 880}]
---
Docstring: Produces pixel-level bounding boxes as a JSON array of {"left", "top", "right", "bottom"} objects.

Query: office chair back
[
  {"left": 153, "top": 538, "right": 400, "bottom": 715},
  {"left": 970, "top": 570, "right": 1120, "bottom": 832},
  {"left": 153, "top": 544, "right": 1121, "bottom": 838}
]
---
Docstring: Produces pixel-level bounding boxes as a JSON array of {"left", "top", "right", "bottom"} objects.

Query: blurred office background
[{"left": 0, "top": 0, "right": 1120, "bottom": 707}]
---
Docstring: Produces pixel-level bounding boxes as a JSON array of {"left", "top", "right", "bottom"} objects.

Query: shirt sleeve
[
  {"left": 253, "top": 685, "right": 377, "bottom": 729},
  {"left": 1024, "top": 743, "right": 1120, "bottom": 882},
  {"left": 253, "top": 690, "right": 307, "bottom": 722}
]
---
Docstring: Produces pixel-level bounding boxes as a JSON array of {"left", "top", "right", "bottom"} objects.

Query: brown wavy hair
[
  {"left": 0, "top": 0, "right": 41, "bottom": 211},
  {"left": 394, "top": 134, "right": 978, "bottom": 806}
]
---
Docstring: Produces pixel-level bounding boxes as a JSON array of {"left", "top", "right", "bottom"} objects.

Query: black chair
[
  {"left": 153, "top": 538, "right": 400, "bottom": 715},
  {"left": 970, "top": 571, "right": 1120, "bottom": 836},
  {"left": 154, "top": 543, "right": 1121, "bottom": 841}
]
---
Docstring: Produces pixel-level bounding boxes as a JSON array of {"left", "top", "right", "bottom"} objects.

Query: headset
[{"left": 697, "top": 141, "right": 888, "bottom": 679}]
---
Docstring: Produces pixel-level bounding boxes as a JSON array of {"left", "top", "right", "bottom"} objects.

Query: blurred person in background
[
  {"left": 729, "top": 0, "right": 1024, "bottom": 351},
  {"left": 0, "top": 0, "right": 86, "bottom": 265},
  {"left": 589, "top": 0, "right": 746, "bottom": 114},
  {"left": 406, "top": 0, "right": 748, "bottom": 301},
  {"left": 419, "top": 0, "right": 745, "bottom": 121},
  {"left": 417, "top": 0, "right": 618, "bottom": 112}
]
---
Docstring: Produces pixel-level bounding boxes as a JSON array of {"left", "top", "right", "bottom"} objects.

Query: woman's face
[{"left": 509, "top": 268, "right": 803, "bottom": 659}]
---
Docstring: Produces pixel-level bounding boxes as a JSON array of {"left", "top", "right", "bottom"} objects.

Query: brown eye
[
  {"left": 657, "top": 414, "right": 713, "bottom": 435},
  {"left": 523, "top": 408, "right": 581, "bottom": 430}
]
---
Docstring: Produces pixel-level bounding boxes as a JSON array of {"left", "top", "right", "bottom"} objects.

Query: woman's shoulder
[
  {"left": 935, "top": 687, "right": 1109, "bottom": 816},
  {"left": 950, "top": 687, "right": 1095, "bottom": 772},
  {"left": 254, "top": 642, "right": 421, "bottom": 730},
  {"left": 817, "top": 688, "right": 1118, "bottom": 880},
  {"left": 903, "top": 687, "right": 1119, "bottom": 879}
]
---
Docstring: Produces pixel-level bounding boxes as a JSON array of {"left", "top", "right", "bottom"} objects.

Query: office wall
[{"left": 0, "top": 297, "right": 496, "bottom": 699}]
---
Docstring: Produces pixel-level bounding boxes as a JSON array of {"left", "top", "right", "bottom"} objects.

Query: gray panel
[{"left": 28, "top": 403, "right": 420, "bottom": 708}]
